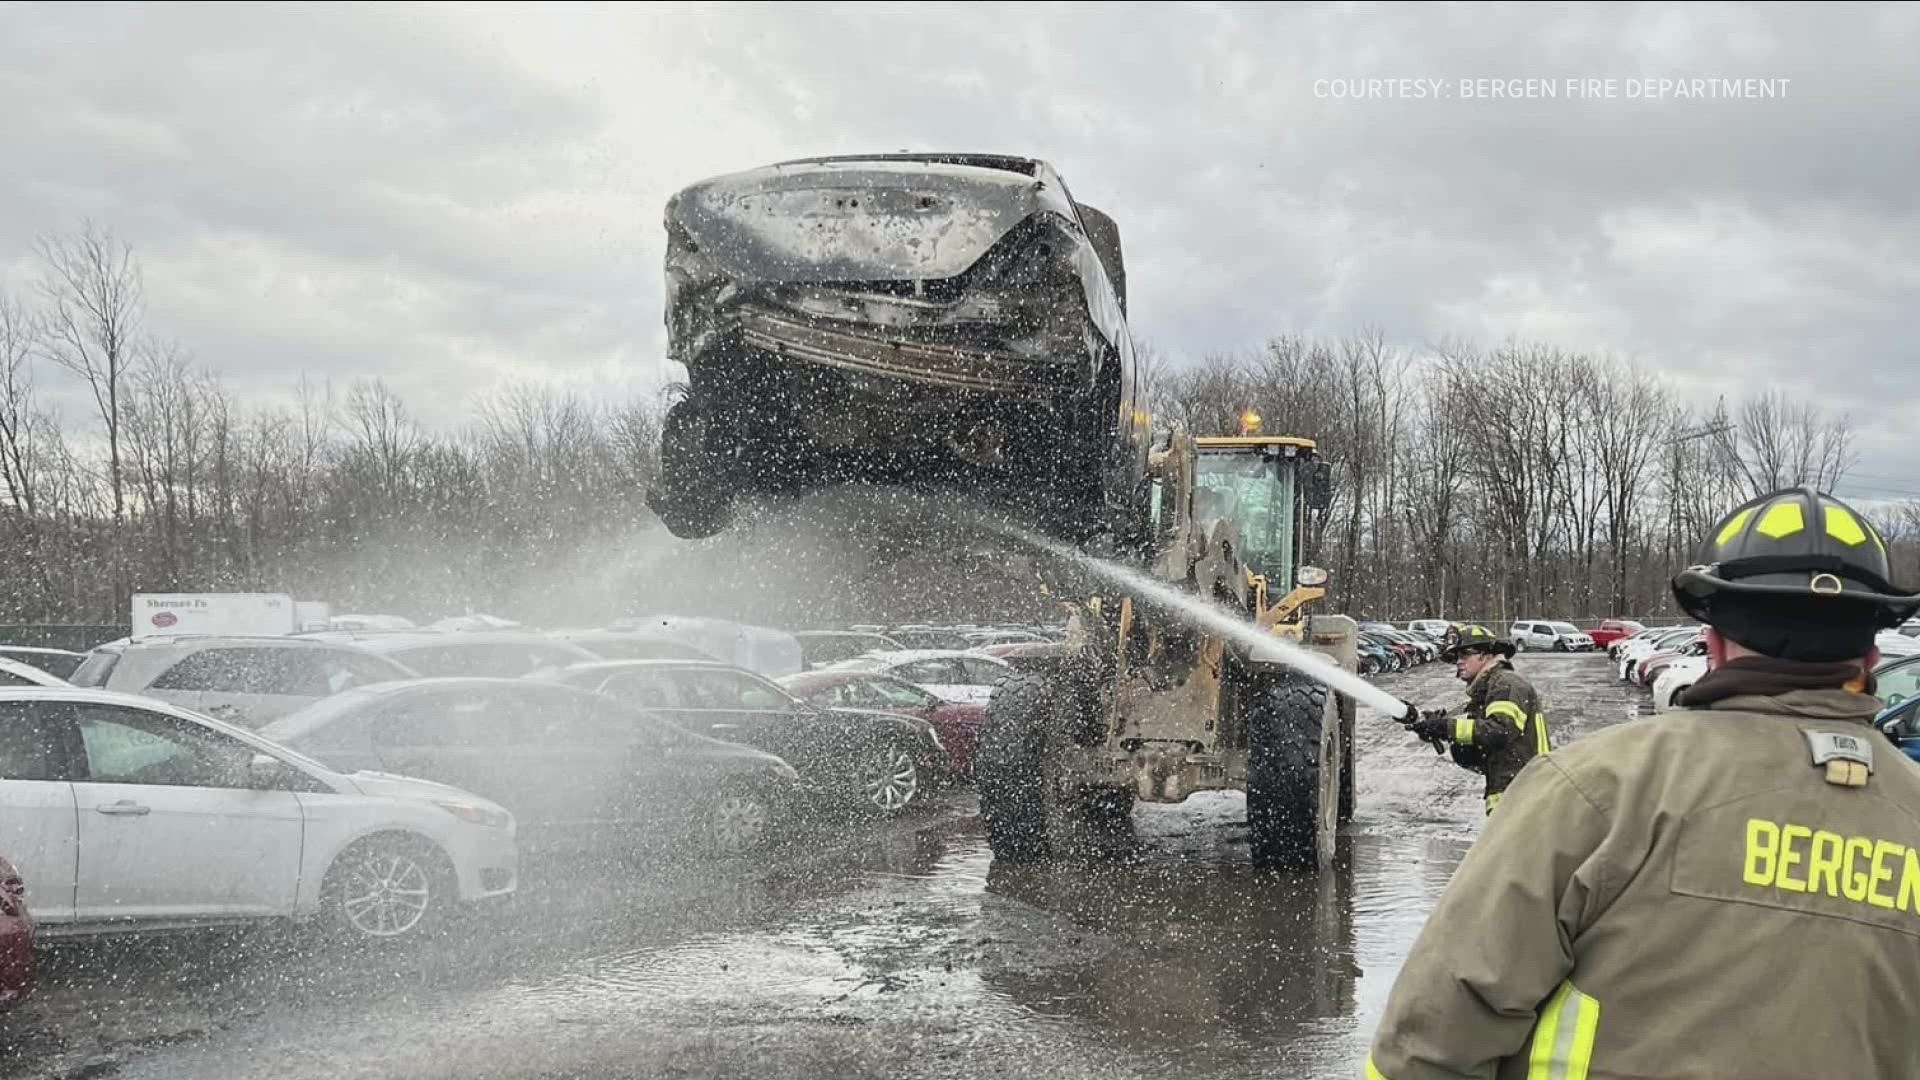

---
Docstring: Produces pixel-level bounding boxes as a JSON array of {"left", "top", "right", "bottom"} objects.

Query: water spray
[{"left": 981, "top": 519, "right": 1419, "bottom": 722}]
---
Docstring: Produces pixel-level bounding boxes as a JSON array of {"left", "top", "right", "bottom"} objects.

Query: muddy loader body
[{"left": 977, "top": 430, "right": 1359, "bottom": 871}]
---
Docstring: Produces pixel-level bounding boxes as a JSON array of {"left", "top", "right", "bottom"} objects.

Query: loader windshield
[{"left": 1193, "top": 449, "right": 1297, "bottom": 586}]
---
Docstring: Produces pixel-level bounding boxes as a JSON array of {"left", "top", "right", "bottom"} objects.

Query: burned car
[{"left": 647, "top": 153, "right": 1153, "bottom": 544}]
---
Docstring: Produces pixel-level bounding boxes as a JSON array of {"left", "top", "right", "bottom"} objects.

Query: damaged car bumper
[{"left": 663, "top": 156, "right": 1129, "bottom": 402}]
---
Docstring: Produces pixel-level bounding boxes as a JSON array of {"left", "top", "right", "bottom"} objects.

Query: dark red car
[
  {"left": 0, "top": 856, "right": 32, "bottom": 1012},
  {"left": 1588, "top": 619, "right": 1647, "bottom": 649},
  {"left": 778, "top": 669, "right": 986, "bottom": 777}
]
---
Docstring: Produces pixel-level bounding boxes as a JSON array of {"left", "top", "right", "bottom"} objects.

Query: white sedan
[
  {"left": 1652, "top": 657, "right": 1708, "bottom": 712},
  {"left": 0, "top": 687, "right": 517, "bottom": 943}
]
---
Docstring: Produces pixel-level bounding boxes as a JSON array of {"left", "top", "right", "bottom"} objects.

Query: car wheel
[
  {"left": 650, "top": 398, "right": 736, "bottom": 539},
  {"left": 322, "top": 833, "right": 452, "bottom": 944},
  {"left": 706, "top": 788, "right": 778, "bottom": 856},
  {"left": 860, "top": 742, "right": 921, "bottom": 815}
]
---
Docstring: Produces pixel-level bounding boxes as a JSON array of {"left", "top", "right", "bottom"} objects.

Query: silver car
[{"left": 69, "top": 636, "right": 417, "bottom": 728}]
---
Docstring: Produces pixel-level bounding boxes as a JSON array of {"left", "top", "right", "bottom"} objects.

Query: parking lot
[{"left": 3, "top": 654, "right": 1643, "bottom": 1080}]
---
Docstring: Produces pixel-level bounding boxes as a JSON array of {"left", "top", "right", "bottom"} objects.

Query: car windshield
[{"left": 1548, "top": 622, "right": 1580, "bottom": 635}]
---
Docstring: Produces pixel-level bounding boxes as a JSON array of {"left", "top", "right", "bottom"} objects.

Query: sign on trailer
[{"left": 132, "top": 593, "right": 299, "bottom": 639}]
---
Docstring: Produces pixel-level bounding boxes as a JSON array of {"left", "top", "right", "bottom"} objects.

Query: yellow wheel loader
[{"left": 975, "top": 425, "right": 1360, "bottom": 871}]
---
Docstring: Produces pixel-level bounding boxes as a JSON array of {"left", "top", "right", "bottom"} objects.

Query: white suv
[
  {"left": 1509, "top": 621, "right": 1596, "bottom": 653},
  {"left": 0, "top": 687, "right": 517, "bottom": 942}
]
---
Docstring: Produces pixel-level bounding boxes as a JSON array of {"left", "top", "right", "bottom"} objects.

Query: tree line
[
  {"left": 1144, "top": 333, "right": 1903, "bottom": 625},
  {"left": 1, "top": 222, "right": 665, "bottom": 628},
  {"left": 0, "top": 219, "right": 1904, "bottom": 630}
]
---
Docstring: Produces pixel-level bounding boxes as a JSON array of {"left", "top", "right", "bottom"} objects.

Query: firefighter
[
  {"left": 1364, "top": 487, "right": 1920, "bottom": 1080},
  {"left": 1406, "top": 624, "right": 1550, "bottom": 815}
]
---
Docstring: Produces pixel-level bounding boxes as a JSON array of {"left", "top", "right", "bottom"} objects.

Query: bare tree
[
  {"left": 292, "top": 373, "right": 336, "bottom": 513},
  {"left": 35, "top": 221, "right": 143, "bottom": 526},
  {"left": 341, "top": 377, "right": 419, "bottom": 503},
  {"left": 123, "top": 343, "right": 217, "bottom": 580},
  {"left": 1401, "top": 357, "right": 1471, "bottom": 615},
  {"left": 0, "top": 292, "right": 49, "bottom": 517},
  {"left": 1718, "top": 389, "right": 1857, "bottom": 496},
  {"left": 1590, "top": 358, "right": 1671, "bottom": 613},
  {"left": 1155, "top": 351, "right": 1255, "bottom": 436}
]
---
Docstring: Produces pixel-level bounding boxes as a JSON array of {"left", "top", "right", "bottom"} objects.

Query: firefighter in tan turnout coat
[
  {"left": 1408, "top": 625, "right": 1551, "bottom": 815},
  {"left": 1365, "top": 487, "right": 1920, "bottom": 1080}
]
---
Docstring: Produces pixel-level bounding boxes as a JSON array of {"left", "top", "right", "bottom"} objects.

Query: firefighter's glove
[{"left": 1409, "top": 710, "right": 1452, "bottom": 742}]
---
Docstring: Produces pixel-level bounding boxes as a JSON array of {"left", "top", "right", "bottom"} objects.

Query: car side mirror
[{"left": 248, "top": 752, "right": 292, "bottom": 790}]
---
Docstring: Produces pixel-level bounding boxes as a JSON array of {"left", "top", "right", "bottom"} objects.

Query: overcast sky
[{"left": 2, "top": 2, "right": 1916, "bottom": 502}]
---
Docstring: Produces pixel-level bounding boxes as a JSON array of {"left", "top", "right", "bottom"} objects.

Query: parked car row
[
  {"left": 0, "top": 620, "right": 1027, "bottom": 971},
  {"left": 1608, "top": 624, "right": 1703, "bottom": 710},
  {"left": 1613, "top": 621, "right": 1917, "bottom": 712},
  {"left": 1355, "top": 624, "right": 1443, "bottom": 676},
  {"left": 1614, "top": 620, "right": 1920, "bottom": 734},
  {"left": 799, "top": 622, "right": 1067, "bottom": 667}
]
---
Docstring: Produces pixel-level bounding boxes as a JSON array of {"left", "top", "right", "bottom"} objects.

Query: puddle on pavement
[{"left": 465, "top": 801, "right": 1474, "bottom": 1080}]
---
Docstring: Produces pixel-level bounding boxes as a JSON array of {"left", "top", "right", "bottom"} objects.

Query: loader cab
[{"left": 1189, "top": 436, "right": 1327, "bottom": 588}]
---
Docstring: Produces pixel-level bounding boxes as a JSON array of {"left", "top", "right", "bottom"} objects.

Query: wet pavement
[{"left": 3, "top": 655, "right": 1644, "bottom": 1080}]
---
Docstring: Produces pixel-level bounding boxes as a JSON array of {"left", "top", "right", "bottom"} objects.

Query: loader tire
[
  {"left": 1247, "top": 682, "right": 1340, "bottom": 872},
  {"left": 977, "top": 671, "right": 1056, "bottom": 864}
]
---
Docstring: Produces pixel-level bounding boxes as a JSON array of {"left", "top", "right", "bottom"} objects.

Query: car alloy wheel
[
  {"left": 338, "top": 846, "right": 435, "bottom": 939},
  {"left": 862, "top": 743, "right": 920, "bottom": 813},
  {"left": 709, "top": 792, "right": 774, "bottom": 855}
]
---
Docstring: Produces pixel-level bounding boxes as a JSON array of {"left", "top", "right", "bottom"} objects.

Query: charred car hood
[{"left": 666, "top": 159, "right": 1072, "bottom": 284}]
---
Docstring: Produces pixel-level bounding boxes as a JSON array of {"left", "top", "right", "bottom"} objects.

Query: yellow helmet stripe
[
  {"left": 1824, "top": 505, "right": 1868, "bottom": 546},
  {"left": 1715, "top": 507, "right": 1754, "bottom": 547},
  {"left": 1755, "top": 501, "right": 1805, "bottom": 540}
]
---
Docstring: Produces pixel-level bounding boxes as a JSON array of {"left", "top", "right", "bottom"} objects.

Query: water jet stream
[{"left": 986, "top": 521, "right": 1414, "bottom": 720}]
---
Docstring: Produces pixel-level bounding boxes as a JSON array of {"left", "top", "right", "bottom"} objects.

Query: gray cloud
[{"left": 1, "top": 1, "right": 1915, "bottom": 498}]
